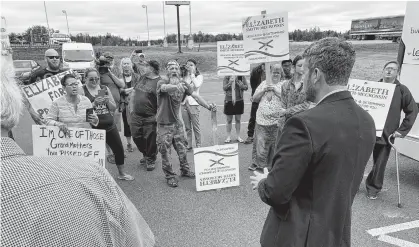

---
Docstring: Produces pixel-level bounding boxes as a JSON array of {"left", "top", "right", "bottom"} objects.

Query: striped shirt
[
  {"left": 46, "top": 95, "right": 94, "bottom": 128},
  {"left": 0, "top": 137, "right": 155, "bottom": 247}
]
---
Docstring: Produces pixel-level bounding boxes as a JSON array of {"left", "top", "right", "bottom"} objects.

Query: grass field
[{"left": 12, "top": 41, "right": 400, "bottom": 81}]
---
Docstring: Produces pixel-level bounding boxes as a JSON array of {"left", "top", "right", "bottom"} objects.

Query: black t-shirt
[
  {"left": 27, "top": 68, "right": 67, "bottom": 85},
  {"left": 83, "top": 85, "right": 116, "bottom": 131}
]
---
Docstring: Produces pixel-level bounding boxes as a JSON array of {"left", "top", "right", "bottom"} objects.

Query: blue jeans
[{"left": 252, "top": 124, "right": 280, "bottom": 170}]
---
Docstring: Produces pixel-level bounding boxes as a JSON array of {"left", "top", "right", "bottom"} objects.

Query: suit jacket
[{"left": 258, "top": 91, "right": 376, "bottom": 247}]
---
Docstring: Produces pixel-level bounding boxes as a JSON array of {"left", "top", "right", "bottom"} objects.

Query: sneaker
[
  {"left": 244, "top": 136, "right": 254, "bottom": 144},
  {"left": 146, "top": 163, "right": 155, "bottom": 171},
  {"left": 167, "top": 177, "right": 179, "bottom": 187},
  {"left": 248, "top": 163, "right": 258, "bottom": 171},
  {"left": 180, "top": 170, "right": 195, "bottom": 178},
  {"left": 367, "top": 193, "right": 378, "bottom": 200},
  {"left": 139, "top": 158, "right": 146, "bottom": 166},
  {"left": 126, "top": 143, "right": 134, "bottom": 152}
]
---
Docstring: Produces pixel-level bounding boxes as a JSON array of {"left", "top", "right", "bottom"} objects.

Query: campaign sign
[
  {"left": 20, "top": 70, "right": 82, "bottom": 119},
  {"left": 402, "top": 1, "right": 419, "bottom": 65},
  {"left": 194, "top": 144, "right": 240, "bottom": 192},
  {"left": 347, "top": 79, "right": 396, "bottom": 136},
  {"left": 217, "top": 41, "right": 250, "bottom": 76},
  {"left": 32, "top": 125, "right": 106, "bottom": 167},
  {"left": 242, "top": 12, "right": 289, "bottom": 63}
]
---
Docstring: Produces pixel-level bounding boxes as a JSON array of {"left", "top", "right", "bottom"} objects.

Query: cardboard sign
[
  {"left": 194, "top": 144, "right": 240, "bottom": 191},
  {"left": 242, "top": 12, "right": 289, "bottom": 63},
  {"left": 217, "top": 41, "right": 250, "bottom": 76},
  {"left": 20, "top": 70, "right": 82, "bottom": 119},
  {"left": 32, "top": 125, "right": 106, "bottom": 167},
  {"left": 402, "top": 1, "right": 419, "bottom": 65},
  {"left": 347, "top": 79, "right": 396, "bottom": 136}
]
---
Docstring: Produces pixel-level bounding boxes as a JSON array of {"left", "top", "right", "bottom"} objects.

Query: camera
[{"left": 180, "top": 64, "right": 188, "bottom": 78}]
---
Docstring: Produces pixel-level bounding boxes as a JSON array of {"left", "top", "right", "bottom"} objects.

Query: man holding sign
[{"left": 365, "top": 61, "right": 418, "bottom": 200}]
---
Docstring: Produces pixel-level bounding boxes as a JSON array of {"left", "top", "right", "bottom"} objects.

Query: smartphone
[
  {"left": 86, "top": 108, "right": 94, "bottom": 122},
  {"left": 98, "top": 89, "right": 106, "bottom": 97}
]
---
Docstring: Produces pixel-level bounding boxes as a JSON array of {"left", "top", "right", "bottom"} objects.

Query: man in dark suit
[{"left": 250, "top": 37, "right": 376, "bottom": 247}]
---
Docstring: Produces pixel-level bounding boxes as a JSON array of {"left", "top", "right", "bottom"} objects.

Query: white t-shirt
[
  {"left": 182, "top": 74, "right": 203, "bottom": 106},
  {"left": 255, "top": 80, "right": 286, "bottom": 126}
]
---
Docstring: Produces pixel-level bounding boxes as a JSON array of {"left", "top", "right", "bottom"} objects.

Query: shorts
[{"left": 224, "top": 100, "right": 244, "bottom": 116}]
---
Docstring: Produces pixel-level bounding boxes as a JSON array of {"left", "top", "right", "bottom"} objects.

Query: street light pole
[
  {"left": 1, "top": 16, "right": 7, "bottom": 29},
  {"left": 162, "top": 1, "right": 167, "bottom": 47},
  {"left": 62, "top": 10, "right": 70, "bottom": 38},
  {"left": 43, "top": 1, "right": 51, "bottom": 46},
  {"left": 142, "top": 5, "right": 150, "bottom": 47}
]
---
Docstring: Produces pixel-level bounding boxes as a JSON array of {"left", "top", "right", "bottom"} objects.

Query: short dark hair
[
  {"left": 303, "top": 37, "right": 356, "bottom": 86},
  {"left": 147, "top": 60, "right": 160, "bottom": 74},
  {"left": 281, "top": 59, "right": 292, "bottom": 66},
  {"left": 383, "top": 61, "right": 400, "bottom": 72},
  {"left": 61, "top": 74, "right": 76, "bottom": 87},
  {"left": 292, "top": 55, "right": 303, "bottom": 66}
]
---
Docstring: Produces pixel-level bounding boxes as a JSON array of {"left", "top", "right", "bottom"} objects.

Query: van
[{"left": 62, "top": 43, "right": 95, "bottom": 79}]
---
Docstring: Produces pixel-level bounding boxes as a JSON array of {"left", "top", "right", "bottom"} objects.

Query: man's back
[
  {"left": 259, "top": 91, "right": 376, "bottom": 247},
  {"left": 1, "top": 137, "right": 155, "bottom": 247}
]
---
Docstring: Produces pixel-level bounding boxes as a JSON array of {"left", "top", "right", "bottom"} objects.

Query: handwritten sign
[
  {"left": 217, "top": 41, "right": 250, "bottom": 76},
  {"left": 402, "top": 1, "right": 419, "bottom": 65},
  {"left": 242, "top": 12, "right": 289, "bottom": 63},
  {"left": 32, "top": 125, "right": 106, "bottom": 167},
  {"left": 347, "top": 79, "right": 396, "bottom": 136},
  {"left": 20, "top": 70, "right": 82, "bottom": 119},
  {"left": 194, "top": 144, "right": 240, "bottom": 191}
]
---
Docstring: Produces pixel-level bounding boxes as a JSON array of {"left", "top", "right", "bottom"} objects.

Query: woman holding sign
[
  {"left": 223, "top": 75, "right": 248, "bottom": 143},
  {"left": 82, "top": 68, "right": 134, "bottom": 181}
]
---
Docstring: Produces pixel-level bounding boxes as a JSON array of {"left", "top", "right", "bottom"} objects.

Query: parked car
[{"left": 13, "top": 60, "right": 41, "bottom": 84}]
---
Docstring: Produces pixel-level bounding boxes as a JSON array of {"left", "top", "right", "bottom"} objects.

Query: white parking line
[
  {"left": 378, "top": 235, "right": 419, "bottom": 247},
  {"left": 217, "top": 122, "right": 249, "bottom": 127},
  {"left": 367, "top": 220, "right": 419, "bottom": 236}
]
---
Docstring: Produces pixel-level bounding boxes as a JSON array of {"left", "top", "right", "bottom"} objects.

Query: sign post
[{"left": 165, "top": 1, "right": 190, "bottom": 53}]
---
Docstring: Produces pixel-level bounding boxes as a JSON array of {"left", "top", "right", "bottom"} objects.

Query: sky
[{"left": 0, "top": 1, "right": 407, "bottom": 41}]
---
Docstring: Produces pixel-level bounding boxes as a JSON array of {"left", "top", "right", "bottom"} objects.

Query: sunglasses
[
  {"left": 47, "top": 56, "right": 60, "bottom": 59},
  {"left": 66, "top": 83, "right": 79, "bottom": 87},
  {"left": 88, "top": 77, "right": 100, "bottom": 82}
]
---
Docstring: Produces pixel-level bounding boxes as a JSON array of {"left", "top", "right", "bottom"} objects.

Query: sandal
[
  {"left": 237, "top": 137, "right": 244, "bottom": 143},
  {"left": 117, "top": 174, "right": 135, "bottom": 181},
  {"left": 181, "top": 170, "right": 195, "bottom": 178},
  {"left": 107, "top": 155, "right": 116, "bottom": 164},
  {"left": 167, "top": 177, "right": 179, "bottom": 187},
  {"left": 224, "top": 137, "right": 231, "bottom": 143}
]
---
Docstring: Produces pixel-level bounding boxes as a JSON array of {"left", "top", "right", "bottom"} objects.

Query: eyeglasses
[
  {"left": 66, "top": 83, "right": 79, "bottom": 87},
  {"left": 384, "top": 67, "right": 398, "bottom": 72},
  {"left": 47, "top": 56, "right": 60, "bottom": 59},
  {"left": 88, "top": 77, "right": 100, "bottom": 82}
]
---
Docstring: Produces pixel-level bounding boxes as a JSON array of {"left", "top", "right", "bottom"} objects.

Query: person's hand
[
  {"left": 208, "top": 103, "right": 217, "bottom": 112},
  {"left": 250, "top": 168, "right": 269, "bottom": 190},
  {"left": 58, "top": 123, "right": 70, "bottom": 137},
  {"left": 94, "top": 96, "right": 105, "bottom": 106},
  {"left": 393, "top": 131, "right": 403, "bottom": 138},
  {"left": 225, "top": 81, "right": 232, "bottom": 88},
  {"left": 125, "top": 87, "right": 134, "bottom": 94},
  {"left": 88, "top": 112, "right": 99, "bottom": 126}
]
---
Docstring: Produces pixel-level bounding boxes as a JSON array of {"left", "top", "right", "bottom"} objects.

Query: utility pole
[{"left": 43, "top": 1, "right": 51, "bottom": 46}]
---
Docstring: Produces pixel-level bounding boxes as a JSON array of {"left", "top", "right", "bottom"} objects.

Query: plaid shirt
[{"left": 1, "top": 137, "right": 155, "bottom": 247}]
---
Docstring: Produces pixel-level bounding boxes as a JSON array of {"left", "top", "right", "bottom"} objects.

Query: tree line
[{"left": 10, "top": 25, "right": 350, "bottom": 46}]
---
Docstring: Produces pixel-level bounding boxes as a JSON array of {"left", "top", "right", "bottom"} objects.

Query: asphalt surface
[{"left": 13, "top": 77, "right": 419, "bottom": 247}]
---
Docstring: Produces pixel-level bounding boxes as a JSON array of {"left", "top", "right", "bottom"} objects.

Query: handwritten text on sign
[
  {"left": 20, "top": 70, "right": 82, "bottom": 119},
  {"left": 242, "top": 12, "right": 289, "bottom": 63},
  {"left": 217, "top": 41, "right": 250, "bottom": 76},
  {"left": 347, "top": 79, "right": 396, "bottom": 136},
  {"left": 32, "top": 125, "right": 106, "bottom": 167},
  {"left": 194, "top": 144, "right": 240, "bottom": 191}
]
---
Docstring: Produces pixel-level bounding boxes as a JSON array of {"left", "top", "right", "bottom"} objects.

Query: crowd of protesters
[{"left": 2, "top": 36, "right": 418, "bottom": 247}]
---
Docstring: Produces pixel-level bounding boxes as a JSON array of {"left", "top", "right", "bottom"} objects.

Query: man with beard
[
  {"left": 128, "top": 59, "right": 161, "bottom": 171},
  {"left": 365, "top": 61, "right": 418, "bottom": 200},
  {"left": 157, "top": 60, "right": 216, "bottom": 188},
  {"left": 250, "top": 38, "right": 376, "bottom": 247},
  {"left": 24, "top": 49, "right": 81, "bottom": 125}
]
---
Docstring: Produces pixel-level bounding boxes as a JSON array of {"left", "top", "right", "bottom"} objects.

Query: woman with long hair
[
  {"left": 223, "top": 75, "right": 248, "bottom": 143},
  {"left": 181, "top": 59, "right": 203, "bottom": 150},
  {"left": 119, "top": 57, "right": 135, "bottom": 152},
  {"left": 82, "top": 67, "right": 134, "bottom": 181}
]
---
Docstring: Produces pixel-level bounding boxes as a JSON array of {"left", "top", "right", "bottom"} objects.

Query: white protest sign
[
  {"left": 242, "top": 12, "right": 289, "bottom": 64},
  {"left": 194, "top": 144, "right": 240, "bottom": 192},
  {"left": 20, "top": 70, "right": 82, "bottom": 119},
  {"left": 217, "top": 41, "right": 250, "bottom": 76},
  {"left": 347, "top": 79, "right": 396, "bottom": 136},
  {"left": 402, "top": 1, "right": 419, "bottom": 65},
  {"left": 32, "top": 125, "right": 106, "bottom": 167}
]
